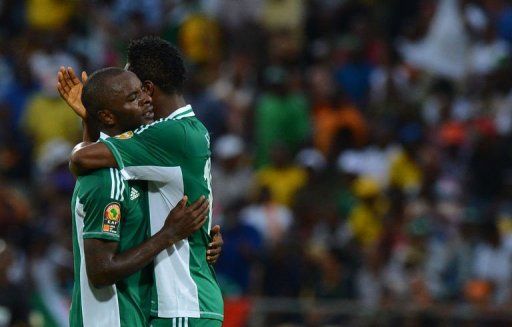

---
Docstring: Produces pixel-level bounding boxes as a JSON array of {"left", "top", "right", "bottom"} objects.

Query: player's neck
[
  {"left": 152, "top": 93, "right": 187, "bottom": 119},
  {"left": 101, "top": 127, "right": 123, "bottom": 137}
]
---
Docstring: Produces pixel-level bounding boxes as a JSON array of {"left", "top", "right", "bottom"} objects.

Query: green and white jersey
[
  {"left": 70, "top": 168, "right": 152, "bottom": 327},
  {"left": 100, "top": 105, "right": 224, "bottom": 321}
]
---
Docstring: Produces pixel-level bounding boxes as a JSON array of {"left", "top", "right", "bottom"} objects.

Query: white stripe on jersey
[
  {"left": 109, "top": 168, "right": 126, "bottom": 201},
  {"left": 110, "top": 168, "right": 116, "bottom": 199},
  {"left": 117, "top": 170, "right": 125, "bottom": 201},
  {"left": 116, "top": 170, "right": 122, "bottom": 200},
  {"left": 168, "top": 105, "right": 193, "bottom": 120},
  {"left": 75, "top": 197, "right": 121, "bottom": 326},
  {"left": 173, "top": 111, "right": 195, "bottom": 120},
  {"left": 134, "top": 105, "right": 195, "bottom": 135}
]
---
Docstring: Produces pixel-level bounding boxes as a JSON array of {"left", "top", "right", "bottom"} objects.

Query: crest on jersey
[
  {"left": 102, "top": 202, "right": 121, "bottom": 234},
  {"left": 115, "top": 131, "right": 134, "bottom": 140}
]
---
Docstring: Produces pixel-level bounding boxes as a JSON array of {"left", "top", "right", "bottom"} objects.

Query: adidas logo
[{"left": 130, "top": 188, "right": 140, "bottom": 200}]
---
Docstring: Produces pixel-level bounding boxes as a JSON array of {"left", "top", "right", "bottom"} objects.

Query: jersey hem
[
  {"left": 83, "top": 232, "right": 120, "bottom": 241},
  {"left": 149, "top": 310, "right": 224, "bottom": 321}
]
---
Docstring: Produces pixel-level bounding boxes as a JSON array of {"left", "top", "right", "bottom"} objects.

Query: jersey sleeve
[
  {"left": 81, "top": 169, "right": 126, "bottom": 242},
  {"left": 99, "top": 120, "right": 186, "bottom": 182}
]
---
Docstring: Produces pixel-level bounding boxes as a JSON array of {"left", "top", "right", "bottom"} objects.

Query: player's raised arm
[
  {"left": 57, "top": 66, "right": 88, "bottom": 119},
  {"left": 57, "top": 67, "right": 100, "bottom": 143}
]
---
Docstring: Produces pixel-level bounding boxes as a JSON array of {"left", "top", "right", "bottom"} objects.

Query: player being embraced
[
  {"left": 59, "top": 67, "right": 219, "bottom": 327},
  {"left": 60, "top": 37, "right": 224, "bottom": 327}
]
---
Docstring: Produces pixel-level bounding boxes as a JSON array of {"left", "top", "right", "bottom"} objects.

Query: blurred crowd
[{"left": 3, "top": 0, "right": 512, "bottom": 325}]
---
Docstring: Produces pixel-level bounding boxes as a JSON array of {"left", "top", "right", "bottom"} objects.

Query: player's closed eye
[{"left": 128, "top": 90, "right": 144, "bottom": 102}]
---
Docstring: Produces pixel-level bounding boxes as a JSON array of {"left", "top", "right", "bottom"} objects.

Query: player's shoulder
[
  {"left": 134, "top": 116, "right": 187, "bottom": 138},
  {"left": 77, "top": 168, "right": 123, "bottom": 194},
  {"left": 172, "top": 115, "right": 208, "bottom": 139},
  {"left": 78, "top": 167, "right": 115, "bottom": 180}
]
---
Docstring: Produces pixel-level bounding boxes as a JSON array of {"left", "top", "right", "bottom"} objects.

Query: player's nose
[{"left": 140, "top": 90, "right": 152, "bottom": 105}]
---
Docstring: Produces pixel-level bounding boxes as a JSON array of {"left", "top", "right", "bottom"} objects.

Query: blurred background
[{"left": 2, "top": 0, "right": 512, "bottom": 326}]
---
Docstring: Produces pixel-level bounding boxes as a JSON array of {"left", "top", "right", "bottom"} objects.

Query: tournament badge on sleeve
[
  {"left": 114, "top": 131, "right": 134, "bottom": 139},
  {"left": 103, "top": 202, "right": 121, "bottom": 234}
]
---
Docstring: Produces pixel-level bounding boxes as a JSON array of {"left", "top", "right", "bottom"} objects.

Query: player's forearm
[
  {"left": 70, "top": 142, "right": 118, "bottom": 175},
  {"left": 87, "top": 232, "right": 173, "bottom": 287}
]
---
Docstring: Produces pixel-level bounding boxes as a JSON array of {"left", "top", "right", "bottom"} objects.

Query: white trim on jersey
[
  {"left": 110, "top": 169, "right": 116, "bottom": 199},
  {"left": 119, "top": 170, "right": 125, "bottom": 201},
  {"left": 170, "top": 318, "right": 189, "bottom": 327},
  {"left": 168, "top": 105, "right": 193, "bottom": 120},
  {"left": 173, "top": 111, "right": 195, "bottom": 120},
  {"left": 109, "top": 168, "right": 125, "bottom": 201},
  {"left": 75, "top": 198, "right": 121, "bottom": 327},
  {"left": 114, "top": 170, "right": 121, "bottom": 200},
  {"left": 132, "top": 104, "right": 195, "bottom": 135}
]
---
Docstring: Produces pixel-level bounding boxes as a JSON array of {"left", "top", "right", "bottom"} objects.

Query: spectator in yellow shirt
[
  {"left": 255, "top": 144, "right": 307, "bottom": 206},
  {"left": 389, "top": 123, "right": 424, "bottom": 196},
  {"left": 26, "top": 0, "right": 75, "bottom": 31},
  {"left": 21, "top": 68, "right": 81, "bottom": 160},
  {"left": 348, "top": 177, "right": 389, "bottom": 248}
]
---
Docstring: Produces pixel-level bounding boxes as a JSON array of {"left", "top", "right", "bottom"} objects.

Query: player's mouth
[{"left": 143, "top": 105, "right": 154, "bottom": 120}]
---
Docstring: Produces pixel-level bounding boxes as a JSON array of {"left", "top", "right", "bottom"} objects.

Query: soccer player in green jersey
[
  {"left": 61, "top": 37, "right": 224, "bottom": 327},
  {"left": 62, "top": 67, "right": 211, "bottom": 327}
]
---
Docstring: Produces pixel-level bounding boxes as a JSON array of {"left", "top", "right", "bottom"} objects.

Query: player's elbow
[
  {"left": 84, "top": 239, "right": 120, "bottom": 287},
  {"left": 68, "top": 159, "right": 79, "bottom": 177},
  {"left": 70, "top": 147, "right": 84, "bottom": 167},
  {"left": 89, "top": 277, "right": 113, "bottom": 288},
  {"left": 85, "top": 258, "right": 116, "bottom": 287},
  {"left": 70, "top": 146, "right": 88, "bottom": 174},
  {"left": 86, "top": 266, "right": 116, "bottom": 288}
]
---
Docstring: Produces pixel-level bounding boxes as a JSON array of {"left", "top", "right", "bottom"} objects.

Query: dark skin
[
  {"left": 57, "top": 69, "right": 211, "bottom": 287},
  {"left": 58, "top": 67, "right": 223, "bottom": 265}
]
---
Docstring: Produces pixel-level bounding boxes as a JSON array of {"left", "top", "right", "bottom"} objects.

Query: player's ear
[
  {"left": 142, "top": 80, "right": 154, "bottom": 96},
  {"left": 97, "top": 110, "right": 116, "bottom": 127}
]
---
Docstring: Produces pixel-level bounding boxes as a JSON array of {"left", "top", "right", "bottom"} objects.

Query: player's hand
[
  {"left": 57, "top": 66, "right": 88, "bottom": 119},
  {"left": 207, "top": 225, "right": 223, "bottom": 264},
  {"left": 163, "top": 196, "right": 209, "bottom": 246}
]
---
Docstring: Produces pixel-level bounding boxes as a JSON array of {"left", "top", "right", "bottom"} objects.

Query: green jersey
[
  {"left": 100, "top": 105, "right": 224, "bottom": 321},
  {"left": 70, "top": 168, "right": 152, "bottom": 327}
]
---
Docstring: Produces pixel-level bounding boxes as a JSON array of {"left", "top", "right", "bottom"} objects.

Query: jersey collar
[{"left": 167, "top": 104, "right": 195, "bottom": 120}]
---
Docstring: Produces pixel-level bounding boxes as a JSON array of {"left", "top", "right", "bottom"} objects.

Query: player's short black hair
[
  {"left": 127, "top": 36, "right": 186, "bottom": 95},
  {"left": 81, "top": 67, "right": 126, "bottom": 117}
]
